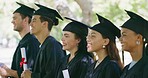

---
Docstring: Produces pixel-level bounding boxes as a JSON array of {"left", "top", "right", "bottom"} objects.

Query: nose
[
  {"left": 61, "top": 36, "right": 64, "bottom": 42},
  {"left": 86, "top": 35, "right": 90, "bottom": 42},
  {"left": 30, "top": 21, "right": 33, "bottom": 27},
  {"left": 11, "top": 19, "right": 14, "bottom": 24},
  {"left": 119, "top": 36, "right": 122, "bottom": 42}
]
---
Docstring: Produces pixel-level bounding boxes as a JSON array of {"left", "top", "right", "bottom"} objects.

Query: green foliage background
[{"left": 0, "top": 0, "right": 148, "bottom": 46}]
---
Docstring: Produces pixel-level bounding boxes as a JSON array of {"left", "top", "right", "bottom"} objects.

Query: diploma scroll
[
  {"left": 20, "top": 47, "right": 28, "bottom": 70},
  {"left": 62, "top": 69, "right": 70, "bottom": 78}
]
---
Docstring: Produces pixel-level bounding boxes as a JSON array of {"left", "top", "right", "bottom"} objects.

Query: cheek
[
  {"left": 62, "top": 38, "right": 77, "bottom": 50},
  {"left": 122, "top": 37, "right": 137, "bottom": 51},
  {"left": 87, "top": 39, "right": 102, "bottom": 52},
  {"left": 67, "top": 39, "right": 77, "bottom": 46}
]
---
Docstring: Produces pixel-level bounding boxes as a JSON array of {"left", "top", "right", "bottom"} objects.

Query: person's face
[
  {"left": 11, "top": 13, "right": 23, "bottom": 32},
  {"left": 61, "top": 31, "right": 80, "bottom": 51},
  {"left": 30, "top": 15, "right": 43, "bottom": 35},
  {"left": 87, "top": 29, "right": 107, "bottom": 52},
  {"left": 120, "top": 28, "right": 138, "bottom": 52}
]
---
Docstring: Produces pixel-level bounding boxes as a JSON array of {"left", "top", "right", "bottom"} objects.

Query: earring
[
  {"left": 136, "top": 41, "right": 140, "bottom": 45},
  {"left": 103, "top": 45, "right": 106, "bottom": 49}
]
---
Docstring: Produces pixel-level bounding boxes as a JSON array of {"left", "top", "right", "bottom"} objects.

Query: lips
[
  {"left": 120, "top": 42, "right": 124, "bottom": 46},
  {"left": 87, "top": 43, "right": 92, "bottom": 49},
  {"left": 62, "top": 42, "right": 67, "bottom": 46}
]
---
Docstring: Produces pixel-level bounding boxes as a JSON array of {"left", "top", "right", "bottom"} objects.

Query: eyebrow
[
  {"left": 121, "top": 31, "right": 126, "bottom": 34},
  {"left": 63, "top": 33, "right": 69, "bottom": 36},
  {"left": 90, "top": 32, "right": 96, "bottom": 35},
  {"left": 32, "top": 18, "right": 36, "bottom": 20},
  {"left": 12, "top": 16, "right": 16, "bottom": 18}
]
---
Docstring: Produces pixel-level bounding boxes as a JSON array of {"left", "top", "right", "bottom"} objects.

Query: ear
[
  {"left": 23, "top": 17, "right": 29, "bottom": 24},
  {"left": 22, "top": 17, "right": 29, "bottom": 27},
  {"left": 103, "top": 38, "right": 110, "bottom": 46},
  {"left": 42, "top": 21, "right": 48, "bottom": 27},
  {"left": 136, "top": 34, "right": 143, "bottom": 41},
  {"left": 76, "top": 38, "right": 81, "bottom": 44}
]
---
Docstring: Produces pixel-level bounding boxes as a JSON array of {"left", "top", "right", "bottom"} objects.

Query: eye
[
  {"left": 63, "top": 34, "right": 69, "bottom": 38},
  {"left": 32, "top": 19, "right": 36, "bottom": 22},
  {"left": 65, "top": 35, "right": 69, "bottom": 38},
  {"left": 121, "top": 33, "right": 126, "bottom": 37},
  {"left": 91, "top": 34, "right": 96, "bottom": 37},
  {"left": 88, "top": 34, "right": 95, "bottom": 39},
  {"left": 13, "top": 17, "right": 16, "bottom": 20}
]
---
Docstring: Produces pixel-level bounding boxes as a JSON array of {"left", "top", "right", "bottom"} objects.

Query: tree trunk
[{"left": 75, "top": 0, "right": 93, "bottom": 25}]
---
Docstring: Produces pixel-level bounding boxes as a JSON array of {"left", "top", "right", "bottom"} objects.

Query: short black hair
[
  {"left": 40, "top": 16, "right": 54, "bottom": 31},
  {"left": 20, "top": 13, "right": 31, "bottom": 23}
]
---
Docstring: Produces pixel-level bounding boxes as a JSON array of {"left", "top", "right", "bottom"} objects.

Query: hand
[
  {"left": 0, "top": 67, "right": 6, "bottom": 76},
  {"left": 0, "top": 66, "right": 9, "bottom": 77},
  {"left": 0, "top": 66, "right": 18, "bottom": 78},
  {"left": 0, "top": 76, "right": 7, "bottom": 78},
  {"left": 21, "top": 70, "right": 32, "bottom": 78}
]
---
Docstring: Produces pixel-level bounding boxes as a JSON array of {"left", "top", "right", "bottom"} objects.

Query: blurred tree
[{"left": 0, "top": 0, "right": 148, "bottom": 46}]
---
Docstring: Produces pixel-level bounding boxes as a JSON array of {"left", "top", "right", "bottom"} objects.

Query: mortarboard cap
[
  {"left": 34, "top": 3, "right": 63, "bottom": 25},
  {"left": 90, "top": 13, "right": 121, "bottom": 42},
  {"left": 13, "top": 2, "right": 35, "bottom": 18},
  {"left": 63, "top": 17, "right": 89, "bottom": 38},
  {"left": 121, "top": 10, "right": 148, "bottom": 42}
]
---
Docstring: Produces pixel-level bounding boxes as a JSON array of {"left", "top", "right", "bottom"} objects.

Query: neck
[
  {"left": 19, "top": 25, "right": 30, "bottom": 38},
  {"left": 130, "top": 45, "right": 143, "bottom": 61},
  {"left": 68, "top": 47, "right": 78, "bottom": 62},
  {"left": 36, "top": 29, "right": 50, "bottom": 44},
  {"left": 96, "top": 49, "right": 108, "bottom": 62}
]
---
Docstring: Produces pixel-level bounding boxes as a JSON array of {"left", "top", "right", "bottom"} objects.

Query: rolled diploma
[{"left": 21, "top": 47, "right": 28, "bottom": 70}]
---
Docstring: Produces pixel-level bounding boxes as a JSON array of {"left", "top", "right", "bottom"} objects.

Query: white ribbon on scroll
[{"left": 20, "top": 47, "right": 28, "bottom": 70}]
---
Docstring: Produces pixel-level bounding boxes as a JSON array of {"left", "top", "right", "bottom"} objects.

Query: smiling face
[
  {"left": 30, "top": 15, "right": 43, "bottom": 36},
  {"left": 86, "top": 29, "right": 108, "bottom": 53},
  {"left": 11, "top": 13, "right": 23, "bottom": 32},
  {"left": 61, "top": 31, "right": 80, "bottom": 52},
  {"left": 120, "top": 28, "right": 140, "bottom": 52}
]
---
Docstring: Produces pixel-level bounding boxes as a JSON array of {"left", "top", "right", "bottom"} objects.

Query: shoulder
[
  {"left": 80, "top": 53, "right": 94, "bottom": 64},
  {"left": 27, "top": 34, "right": 39, "bottom": 43},
  {"left": 107, "top": 60, "right": 119, "bottom": 67},
  {"left": 46, "top": 36, "right": 61, "bottom": 45},
  {"left": 105, "top": 60, "right": 121, "bottom": 71}
]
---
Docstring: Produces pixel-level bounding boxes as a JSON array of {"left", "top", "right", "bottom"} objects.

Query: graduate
[
  {"left": 21, "top": 4, "right": 65, "bottom": 78},
  {"left": 0, "top": 2, "right": 40, "bottom": 78},
  {"left": 85, "top": 13, "right": 123, "bottom": 78},
  {"left": 120, "top": 10, "right": 148, "bottom": 78},
  {"left": 56, "top": 17, "right": 94, "bottom": 78}
]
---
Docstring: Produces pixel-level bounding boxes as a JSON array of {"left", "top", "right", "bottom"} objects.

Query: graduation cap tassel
[
  {"left": 145, "top": 43, "right": 148, "bottom": 56},
  {"left": 122, "top": 51, "right": 124, "bottom": 65}
]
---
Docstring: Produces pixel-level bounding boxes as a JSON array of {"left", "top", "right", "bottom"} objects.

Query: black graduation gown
[
  {"left": 120, "top": 56, "right": 148, "bottom": 78},
  {"left": 11, "top": 33, "right": 40, "bottom": 78},
  {"left": 57, "top": 51, "right": 94, "bottom": 78},
  {"left": 85, "top": 56, "right": 122, "bottom": 78},
  {"left": 31, "top": 36, "right": 65, "bottom": 78}
]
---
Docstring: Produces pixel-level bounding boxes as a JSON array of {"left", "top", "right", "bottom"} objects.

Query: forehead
[
  {"left": 88, "top": 29, "right": 103, "bottom": 37},
  {"left": 32, "top": 15, "right": 41, "bottom": 19},
  {"left": 13, "top": 12, "right": 21, "bottom": 17},
  {"left": 89, "top": 29, "right": 101, "bottom": 34},
  {"left": 121, "top": 28, "right": 135, "bottom": 33},
  {"left": 63, "top": 31, "right": 75, "bottom": 35}
]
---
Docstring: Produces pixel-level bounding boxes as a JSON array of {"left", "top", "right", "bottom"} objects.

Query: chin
[
  {"left": 87, "top": 49, "right": 93, "bottom": 53},
  {"left": 32, "top": 32, "right": 37, "bottom": 35},
  {"left": 122, "top": 48, "right": 128, "bottom": 52},
  {"left": 62, "top": 47, "right": 67, "bottom": 50}
]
